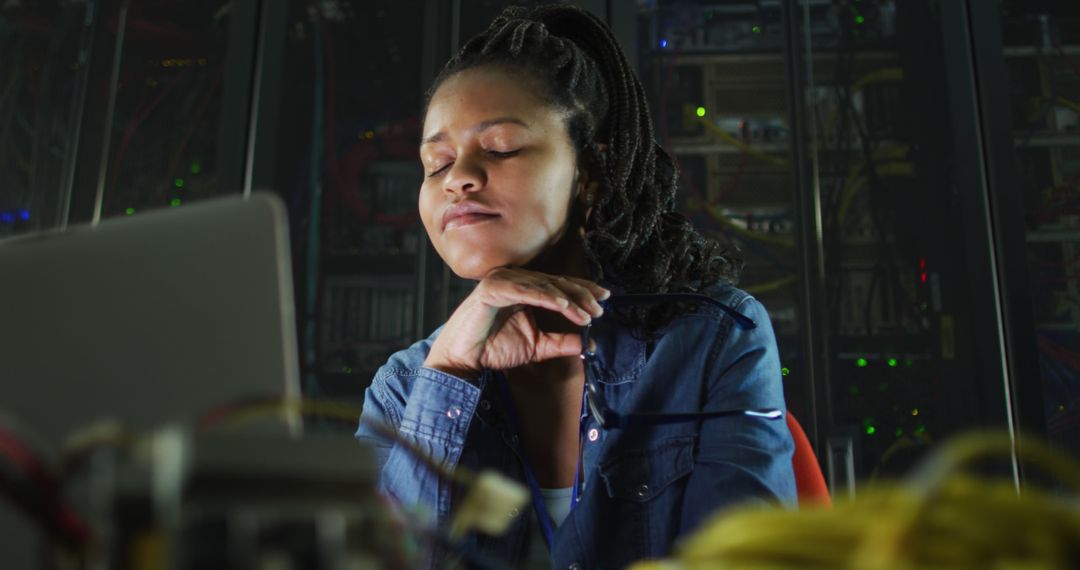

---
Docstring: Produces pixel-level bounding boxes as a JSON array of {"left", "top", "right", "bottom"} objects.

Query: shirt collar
[{"left": 588, "top": 315, "right": 646, "bottom": 385}]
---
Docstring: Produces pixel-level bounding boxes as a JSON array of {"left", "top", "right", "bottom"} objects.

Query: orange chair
[{"left": 786, "top": 413, "right": 831, "bottom": 507}]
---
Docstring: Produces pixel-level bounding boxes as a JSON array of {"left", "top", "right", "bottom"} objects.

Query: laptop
[
  {"left": 1, "top": 193, "right": 303, "bottom": 565},
  {"left": 0, "top": 192, "right": 372, "bottom": 567},
  {"left": 0, "top": 192, "right": 302, "bottom": 444}
]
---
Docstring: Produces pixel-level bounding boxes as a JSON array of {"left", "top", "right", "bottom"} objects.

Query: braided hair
[{"left": 426, "top": 5, "right": 742, "bottom": 331}]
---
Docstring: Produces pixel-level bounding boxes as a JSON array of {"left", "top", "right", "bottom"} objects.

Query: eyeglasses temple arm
[{"left": 600, "top": 293, "right": 757, "bottom": 330}]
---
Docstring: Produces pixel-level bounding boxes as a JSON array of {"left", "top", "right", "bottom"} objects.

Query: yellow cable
[
  {"left": 198, "top": 398, "right": 478, "bottom": 487},
  {"left": 836, "top": 148, "right": 913, "bottom": 224},
  {"left": 1030, "top": 96, "right": 1080, "bottom": 120},
  {"left": 743, "top": 276, "right": 797, "bottom": 295},
  {"left": 824, "top": 68, "right": 905, "bottom": 142},
  {"left": 703, "top": 202, "right": 796, "bottom": 248},
  {"left": 694, "top": 116, "right": 790, "bottom": 167},
  {"left": 851, "top": 68, "right": 905, "bottom": 94},
  {"left": 630, "top": 433, "right": 1080, "bottom": 570},
  {"left": 1056, "top": 96, "right": 1080, "bottom": 115}
]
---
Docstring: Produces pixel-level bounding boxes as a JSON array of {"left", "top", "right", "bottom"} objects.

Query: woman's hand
[{"left": 423, "top": 268, "right": 610, "bottom": 380}]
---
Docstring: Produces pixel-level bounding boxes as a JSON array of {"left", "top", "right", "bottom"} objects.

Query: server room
[{"left": 1, "top": 1, "right": 1079, "bottom": 568}]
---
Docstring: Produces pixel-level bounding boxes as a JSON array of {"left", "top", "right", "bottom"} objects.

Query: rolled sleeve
[
  {"left": 398, "top": 368, "right": 481, "bottom": 447},
  {"left": 356, "top": 366, "right": 482, "bottom": 525}
]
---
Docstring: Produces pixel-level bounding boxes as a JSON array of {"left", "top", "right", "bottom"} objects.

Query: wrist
[{"left": 423, "top": 356, "right": 481, "bottom": 382}]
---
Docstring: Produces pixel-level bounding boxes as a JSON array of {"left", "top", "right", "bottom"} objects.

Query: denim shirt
[{"left": 356, "top": 284, "right": 796, "bottom": 568}]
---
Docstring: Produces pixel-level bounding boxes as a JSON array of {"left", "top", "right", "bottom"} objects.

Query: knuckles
[{"left": 475, "top": 267, "right": 602, "bottom": 301}]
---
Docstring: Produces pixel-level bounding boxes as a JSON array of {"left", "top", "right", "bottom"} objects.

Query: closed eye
[
  {"left": 426, "top": 150, "right": 519, "bottom": 178},
  {"left": 427, "top": 162, "right": 452, "bottom": 178}
]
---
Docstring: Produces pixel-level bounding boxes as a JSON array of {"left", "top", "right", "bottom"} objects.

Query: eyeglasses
[{"left": 580, "top": 293, "right": 784, "bottom": 429}]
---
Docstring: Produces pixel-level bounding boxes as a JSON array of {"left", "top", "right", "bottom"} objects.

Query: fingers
[
  {"left": 551, "top": 276, "right": 605, "bottom": 320},
  {"left": 564, "top": 276, "right": 612, "bottom": 302},
  {"left": 508, "top": 280, "right": 594, "bottom": 326},
  {"left": 481, "top": 269, "right": 610, "bottom": 327},
  {"left": 533, "top": 331, "right": 584, "bottom": 362}
]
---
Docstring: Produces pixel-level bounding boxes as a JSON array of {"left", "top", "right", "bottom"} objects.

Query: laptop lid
[{"left": 0, "top": 192, "right": 301, "bottom": 445}]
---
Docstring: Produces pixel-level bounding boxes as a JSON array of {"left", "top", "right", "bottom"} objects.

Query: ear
[
  {"left": 579, "top": 180, "right": 600, "bottom": 205},
  {"left": 576, "top": 142, "right": 608, "bottom": 206},
  {"left": 575, "top": 177, "right": 600, "bottom": 231}
]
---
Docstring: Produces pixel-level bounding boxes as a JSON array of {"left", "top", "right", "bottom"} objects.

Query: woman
[{"left": 356, "top": 5, "right": 795, "bottom": 567}]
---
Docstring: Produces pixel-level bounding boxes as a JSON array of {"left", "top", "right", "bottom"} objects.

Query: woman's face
[{"left": 419, "top": 67, "right": 583, "bottom": 280}]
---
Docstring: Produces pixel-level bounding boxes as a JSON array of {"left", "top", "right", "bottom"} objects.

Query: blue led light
[
  {"left": 0, "top": 212, "right": 14, "bottom": 224},
  {"left": 17, "top": 209, "right": 29, "bottom": 221},
  {"left": 660, "top": 39, "right": 668, "bottom": 48}
]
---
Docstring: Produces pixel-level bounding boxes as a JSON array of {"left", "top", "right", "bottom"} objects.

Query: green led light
[
  {"left": 125, "top": 207, "right": 135, "bottom": 215},
  {"left": 914, "top": 425, "right": 927, "bottom": 435},
  {"left": 856, "top": 358, "right": 868, "bottom": 368},
  {"left": 190, "top": 161, "right": 202, "bottom": 174},
  {"left": 866, "top": 425, "right": 876, "bottom": 435},
  {"left": 888, "top": 358, "right": 898, "bottom": 367},
  {"left": 781, "top": 367, "right": 790, "bottom": 377},
  {"left": 342, "top": 366, "right": 353, "bottom": 373},
  {"left": 696, "top": 106, "right": 707, "bottom": 117},
  {"left": 170, "top": 198, "right": 182, "bottom": 207},
  {"left": 174, "top": 178, "right": 185, "bottom": 188},
  {"left": 751, "top": 25, "right": 762, "bottom": 34},
  {"left": 855, "top": 15, "right": 865, "bottom": 24},
  {"left": 894, "top": 428, "right": 903, "bottom": 437}
]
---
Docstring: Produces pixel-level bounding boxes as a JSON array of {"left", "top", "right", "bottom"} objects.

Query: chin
[
  {"left": 447, "top": 249, "right": 536, "bottom": 280},
  {"left": 450, "top": 259, "right": 510, "bottom": 281}
]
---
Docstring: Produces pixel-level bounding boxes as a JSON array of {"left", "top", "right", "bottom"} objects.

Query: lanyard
[{"left": 495, "top": 371, "right": 588, "bottom": 550}]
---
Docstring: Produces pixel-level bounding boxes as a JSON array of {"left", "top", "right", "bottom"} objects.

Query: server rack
[{"left": 5, "top": 0, "right": 1075, "bottom": 495}]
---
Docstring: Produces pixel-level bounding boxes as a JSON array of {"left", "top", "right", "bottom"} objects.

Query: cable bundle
[
  {"left": 0, "top": 415, "right": 94, "bottom": 555},
  {"left": 631, "top": 434, "right": 1080, "bottom": 570}
]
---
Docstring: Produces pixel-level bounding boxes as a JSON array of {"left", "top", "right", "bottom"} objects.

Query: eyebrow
[{"left": 421, "top": 117, "right": 530, "bottom": 145}]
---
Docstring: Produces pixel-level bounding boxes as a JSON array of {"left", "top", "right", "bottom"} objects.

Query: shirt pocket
[
  {"left": 591, "top": 435, "right": 696, "bottom": 562},
  {"left": 597, "top": 435, "right": 696, "bottom": 502}
]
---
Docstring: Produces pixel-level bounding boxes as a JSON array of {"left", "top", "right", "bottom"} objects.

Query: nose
[{"left": 443, "top": 157, "right": 485, "bottom": 195}]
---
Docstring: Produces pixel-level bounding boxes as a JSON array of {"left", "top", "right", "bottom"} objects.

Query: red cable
[
  {"left": 158, "top": 70, "right": 223, "bottom": 203},
  {"left": 716, "top": 151, "right": 751, "bottom": 205},
  {"left": 0, "top": 432, "right": 42, "bottom": 480},
  {"left": 1038, "top": 335, "right": 1080, "bottom": 372},
  {"left": 0, "top": 428, "right": 94, "bottom": 549},
  {"left": 103, "top": 68, "right": 190, "bottom": 213}
]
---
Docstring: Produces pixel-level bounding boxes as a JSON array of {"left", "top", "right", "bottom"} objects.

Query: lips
[{"left": 441, "top": 201, "right": 500, "bottom": 231}]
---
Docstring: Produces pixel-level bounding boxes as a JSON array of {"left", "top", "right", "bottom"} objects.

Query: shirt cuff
[{"left": 398, "top": 367, "right": 482, "bottom": 447}]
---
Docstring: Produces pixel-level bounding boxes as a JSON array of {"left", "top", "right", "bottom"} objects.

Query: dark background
[{"left": 2, "top": 0, "right": 1078, "bottom": 495}]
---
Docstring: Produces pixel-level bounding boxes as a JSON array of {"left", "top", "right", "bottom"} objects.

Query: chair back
[{"left": 787, "top": 413, "right": 831, "bottom": 506}]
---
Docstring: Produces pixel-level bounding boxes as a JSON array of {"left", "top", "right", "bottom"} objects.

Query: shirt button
[
  {"left": 636, "top": 484, "right": 650, "bottom": 497},
  {"left": 587, "top": 428, "right": 599, "bottom": 442},
  {"left": 508, "top": 508, "right": 520, "bottom": 518},
  {"left": 479, "top": 400, "right": 491, "bottom": 411},
  {"left": 446, "top": 407, "right": 462, "bottom": 419},
  {"left": 568, "top": 564, "right": 582, "bottom": 570}
]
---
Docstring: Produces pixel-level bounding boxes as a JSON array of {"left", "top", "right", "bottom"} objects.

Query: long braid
[{"left": 426, "top": 5, "right": 741, "bottom": 330}]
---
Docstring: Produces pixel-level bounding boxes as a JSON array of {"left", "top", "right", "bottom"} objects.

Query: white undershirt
[{"left": 539, "top": 486, "right": 575, "bottom": 527}]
